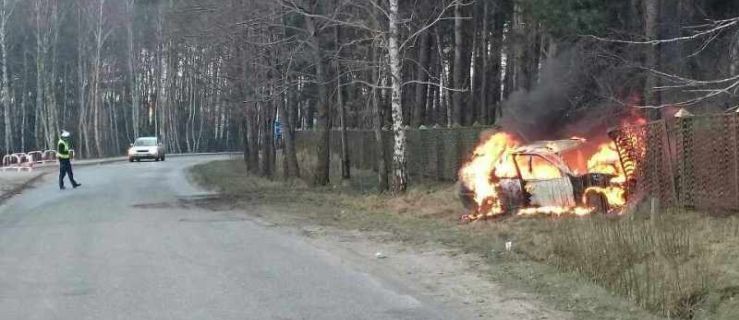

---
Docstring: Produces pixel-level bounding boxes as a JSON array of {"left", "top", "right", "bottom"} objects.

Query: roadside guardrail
[
  {"left": 1, "top": 149, "right": 59, "bottom": 172},
  {"left": 1, "top": 151, "right": 240, "bottom": 172}
]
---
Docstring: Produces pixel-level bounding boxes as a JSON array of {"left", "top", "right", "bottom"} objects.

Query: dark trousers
[{"left": 59, "top": 159, "right": 78, "bottom": 188}]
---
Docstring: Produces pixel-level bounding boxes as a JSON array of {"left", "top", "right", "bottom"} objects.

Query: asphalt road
[{"left": 0, "top": 156, "right": 460, "bottom": 320}]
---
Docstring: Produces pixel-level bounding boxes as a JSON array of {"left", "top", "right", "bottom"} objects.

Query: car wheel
[
  {"left": 129, "top": 158, "right": 134, "bottom": 162},
  {"left": 584, "top": 191, "right": 609, "bottom": 214},
  {"left": 458, "top": 182, "right": 479, "bottom": 212}
]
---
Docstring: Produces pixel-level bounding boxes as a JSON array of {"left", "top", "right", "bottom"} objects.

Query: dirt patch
[
  {"left": 301, "top": 225, "right": 571, "bottom": 320},
  {"left": 132, "top": 194, "right": 240, "bottom": 211},
  {"left": 228, "top": 201, "right": 572, "bottom": 319},
  {"left": 132, "top": 202, "right": 181, "bottom": 210}
]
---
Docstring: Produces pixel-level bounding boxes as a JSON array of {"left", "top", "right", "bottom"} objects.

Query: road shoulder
[
  {"left": 291, "top": 221, "right": 569, "bottom": 320},
  {"left": 0, "top": 170, "right": 48, "bottom": 206}
]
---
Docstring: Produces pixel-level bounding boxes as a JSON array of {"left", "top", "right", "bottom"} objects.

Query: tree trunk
[
  {"left": 77, "top": 5, "right": 90, "bottom": 158},
  {"left": 46, "top": 1, "right": 59, "bottom": 152},
  {"left": 0, "top": 0, "right": 12, "bottom": 153},
  {"left": 469, "top": 9, "right": 480, "bottom": 125},
  {"left": 731, "top": 31, "right": 739, "bottom": 79},
  {"left": 479, "top": 1, "right": 489, "bottom": 125},
  {"left": 427, "top": 44, "right": 439, "bottom": 125},
  {"left": 524, "top": 21, "right": 541, "bottom": 91},
  {"left": 644, "top": 0, "right": 661, "bottom": 119},
  {"left": 260, "top": 101, "right": 275, "bottom": 178},
  {"left": 126, "top": 0, "right": 139, "bottom": 140},
  {"left": 304, "top": 5, "right": 330, "bottom": 186},
  {"left": 21, "top": 49, "right": 27, "bottom": 151},
  {"left": 336, "top": 24, "right": 350, "bottom": 180},
  {"left": 490, "top": 0, "right": 505, "bottom": 122},
  {"left": 278, "top": 79, "right": 300, "bottom": 178},
  {"left": 388, "top": 0, "right": 407, "bottom": 192},
  {"left": 371, "top": 47, "right": 388, "bottom": 191},
  {"left": 660, "top": 0, "right": 682, "bottom": 76},
  {"left": 156, "top": 4, "right": 167, "bottom": 150},
  {"left": 452, "top": 2, "right": 465, "bottom": 126},
  {"left": 510, "top": 0, "right": 524, "bottom": 93},
  {"left": 34, "top": 0, "right": 47, "bottom": 150},
  {"left": 245, "top": 102, "right": 259, "bottom": 173},
  {"left": 246, "top": 118, "right": 254, "bottom": 168},
  {"left": 435, "top": 29, "right": 449, "bottom": 126},
  {"left": 92, "top": 0, "right": 106, "bottom": 157},
  {"left": 336, "top": 67, "right": 350, "bottom": 180},
  {"left": 412, "top": 30, "right": 430, "bottom": 128}
]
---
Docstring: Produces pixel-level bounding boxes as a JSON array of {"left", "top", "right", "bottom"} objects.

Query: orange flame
[
  {"left": 587, "top": 142, "right": 624, "bottom": 179},
  {"left": 458, "top": 132, "right": 519, "bottom": 218},
  {"left": 584, "top": 142, "right": 628, "bottom": 210}
]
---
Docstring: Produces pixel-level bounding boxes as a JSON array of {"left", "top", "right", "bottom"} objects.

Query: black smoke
[{"left": 499, "top": 46, "right": 640, "bottom": 142}]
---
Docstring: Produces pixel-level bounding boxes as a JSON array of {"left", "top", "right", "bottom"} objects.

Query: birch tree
[
  {"left": 0, "top": 0, "right": 15, "bottom": 153},
  {"left": 89, "top": 0, "right": 115, "bottom": 157},
  {"left": 126, "top": 0, "right": 140, "bottom": 139},
  {"left": 387, "top": 0, "right": 406, "bottom": 191}
]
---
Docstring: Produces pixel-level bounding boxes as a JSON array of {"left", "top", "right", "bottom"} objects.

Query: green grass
[{"left": 190, "top": 159, "right": 739, "bottom": 320}]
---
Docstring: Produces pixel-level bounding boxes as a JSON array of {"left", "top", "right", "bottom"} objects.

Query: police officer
[{"left": 58, "top": 130, "right": 81, "bottom": 190}]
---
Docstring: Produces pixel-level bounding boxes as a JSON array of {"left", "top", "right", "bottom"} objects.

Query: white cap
[{"left": 61, "top": 130, "right": 71, "bottom": 138}]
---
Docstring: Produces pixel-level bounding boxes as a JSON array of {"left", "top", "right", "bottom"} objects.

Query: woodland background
[{"left": 0, "top": 0, "right": 738, "bottom": 189}]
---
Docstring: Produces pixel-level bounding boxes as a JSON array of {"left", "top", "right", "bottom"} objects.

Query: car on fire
[{"left": 459, "top": 137, "right": 629, "bottom": 219}]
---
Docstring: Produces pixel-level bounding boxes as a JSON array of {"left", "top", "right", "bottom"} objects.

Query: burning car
[{"left": 459, "top": 132, "right": 633, "bottom": 221}]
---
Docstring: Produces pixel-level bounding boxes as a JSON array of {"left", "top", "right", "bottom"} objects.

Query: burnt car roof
[{"left": 512, "top": 138, "right": 586, "bottom": 155}]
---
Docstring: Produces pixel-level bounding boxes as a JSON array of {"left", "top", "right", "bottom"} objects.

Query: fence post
[
  {"left": 661, "top": 120, "right": 678, "bottom": 208},
  {"left": 674, "top": 110, "right": 693, "bottom": 208},
  {"left": 435, "top": 126, "right": 445, "bottom": 180},
  {"left": 734, "top": 113, "right": 739, "bottom": 209}
]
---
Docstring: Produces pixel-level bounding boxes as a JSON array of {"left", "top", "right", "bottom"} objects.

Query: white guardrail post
[
  {"left": 27, "top": 151, "right": 43, "bottom": 164},
  {"left": 43, "top": 150, "right": 57, "bottom": 163}
]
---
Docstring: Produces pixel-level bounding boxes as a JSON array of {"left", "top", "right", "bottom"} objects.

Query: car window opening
[{"left": 516, "top": 155, "right": 563, "bottom": 181}]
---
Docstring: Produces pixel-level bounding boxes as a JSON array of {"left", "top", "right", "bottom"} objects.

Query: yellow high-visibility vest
[{"left": 57, "top": 139, "right": 71, "bottom": 160}]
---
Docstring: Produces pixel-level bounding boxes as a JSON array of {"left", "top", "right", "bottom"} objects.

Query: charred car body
[{"left": 459, "top": 137, "right": 628, "bottom": 218}]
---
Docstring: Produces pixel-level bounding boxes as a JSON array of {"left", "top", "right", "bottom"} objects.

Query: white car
[{"left": 128, "top": 137, "right": 166, "bottom": 162}]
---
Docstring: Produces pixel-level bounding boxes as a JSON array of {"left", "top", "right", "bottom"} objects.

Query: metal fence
[
  {"left": 673, "top": 114, "right": 739, "bottom": 211},
  {"left": 610, "top": 121, "right": 677, "bottom": 209},
  {"left": 294, "top": 127, "right": 495, "bottom": 181},
  {"left": 611, "top": 113, "right": 739, "bottom": 212},
  {"left": 296, "top": 115, "right": 739, "bottom": 213}
]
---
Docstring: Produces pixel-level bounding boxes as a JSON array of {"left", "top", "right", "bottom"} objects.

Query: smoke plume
[{"left": 499, "top": 48, "right": 635, "bottom": 142}]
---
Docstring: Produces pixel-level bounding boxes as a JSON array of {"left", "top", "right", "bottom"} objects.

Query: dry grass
[
  {"left": 526, "top": 215, "right": 711, "bottom": 318},
  {"left": 470, "top": 211, "right": 738, "bottom": 320},
  {"left": 478, "top": 210, "right": 739, "bottom": 320},
  {"left": 191, "top": 159, "right": 739, "bottom": 320},
  {"left": 268, "top": 149, "right": 381, "bottom": 193}
]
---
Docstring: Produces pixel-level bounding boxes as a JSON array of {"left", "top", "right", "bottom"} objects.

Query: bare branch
[{"left": 587, "top": 17, "right": 739, "bottom": 45}]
